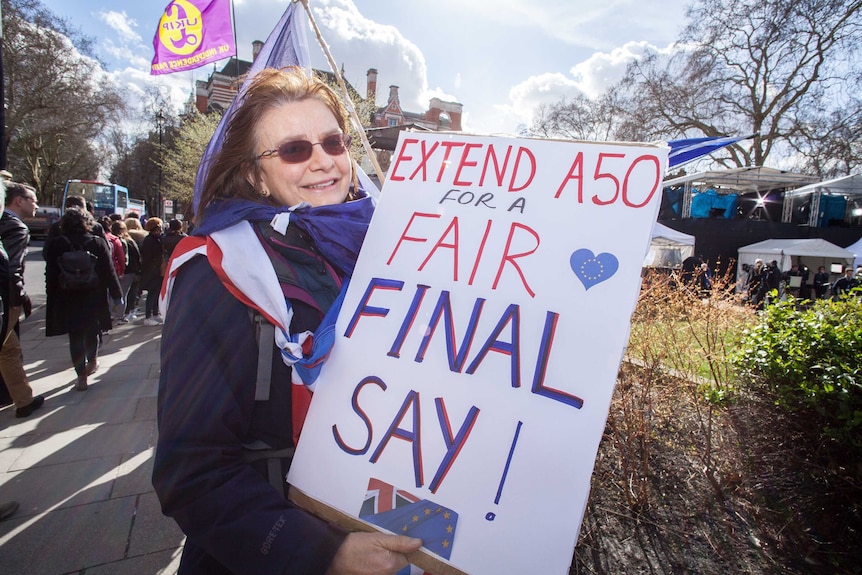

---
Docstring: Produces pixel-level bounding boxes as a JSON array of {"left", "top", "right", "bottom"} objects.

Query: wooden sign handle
[{"left": 288, "top": 486, "right": 470, "bottom": 575}]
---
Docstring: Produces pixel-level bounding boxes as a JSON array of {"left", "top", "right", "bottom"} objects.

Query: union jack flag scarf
[{"left": 160, "top": 192, "right": 375, "bottom": 389}]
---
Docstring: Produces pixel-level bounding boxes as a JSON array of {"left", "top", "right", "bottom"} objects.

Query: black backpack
[{"left": 57, "top": 238, "right": 99, "bottom": 291}]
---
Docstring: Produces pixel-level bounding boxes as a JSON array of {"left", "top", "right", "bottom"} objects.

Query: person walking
[
  {"left": 111, "top": 220, "right": 141, "bottom": 323},
  {"left": 44, "top": 207, "right": 123, "bottom": 390},
  {"left": 0, "top": 182, "right": 44, "bottom": 417},
  {"left": 140, "top": 218, "right": 165, "bottom": 326},
  {"left": 101, "top": 217, "right": 126, "bottom": 279},
  {"left": 161, "top": 219, "right": 187, "bottom": 264}
]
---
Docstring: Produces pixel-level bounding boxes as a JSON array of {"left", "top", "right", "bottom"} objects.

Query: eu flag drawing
[{"left": 361, "top": 479, "right": 459, "bottom": 575}]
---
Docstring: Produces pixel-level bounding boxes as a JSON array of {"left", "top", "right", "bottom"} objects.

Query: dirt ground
[{"left": 568, "top": 367, "right": 862, "bottom": 575}]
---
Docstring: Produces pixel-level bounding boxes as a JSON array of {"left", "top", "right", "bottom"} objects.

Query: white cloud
[
  {"left": 480, "top": 40, "right": 679, "bottom": 134},
  {"left": 488, "top": 73, "right": 584, "bottom": 133},
  {"left": 570, "top": 41, "right": 667, "bottom": 98},
  {"left": 98, "top": 11, "right": 141, "bottom": 44},
  {"left": 309, "top": 0, "right": 430, "bottom": 112},
  {"left": 420, "top": 0, "right": 687, "bottom": 49}
]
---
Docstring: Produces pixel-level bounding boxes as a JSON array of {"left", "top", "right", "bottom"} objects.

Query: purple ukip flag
[{"left": 151, "top": 0, "right": 236, "bottom": 76}]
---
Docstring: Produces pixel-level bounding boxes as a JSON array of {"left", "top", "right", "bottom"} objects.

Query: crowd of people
[
  {"left": 741, "top": 258, "right": 861, "bottom": 308},
  {"left": 0, "top": 180, "right": 193, "bottom": 398},
  {"left": 0, "top": 165, "right": 195, "bottom": 522}
]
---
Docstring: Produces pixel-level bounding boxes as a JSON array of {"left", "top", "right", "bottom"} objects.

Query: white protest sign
[{"left": 289, "top": 132, "right": 668, "bottom": 575}]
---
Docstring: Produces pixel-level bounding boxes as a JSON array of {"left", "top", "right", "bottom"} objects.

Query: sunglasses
[{"left": 257, "top": 133, "right": 352, "bottom": 164}]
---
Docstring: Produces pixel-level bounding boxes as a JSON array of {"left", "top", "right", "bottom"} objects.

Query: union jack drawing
[{"left": 360, "top": 478, "right": 459, "bottom": 575}]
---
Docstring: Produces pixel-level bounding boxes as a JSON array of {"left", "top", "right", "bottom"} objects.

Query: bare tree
[
  {"left": 2, "top": 0, "right": 126, "bottom": 202},
  {"left": 622, "top": 0, "right": 862, "bottom": 167},
  {"left": 529, "top": 0, "right": 862, "bottom": 171},
  {"left": 526, "top": 92, "right": 615, "bottom": 141}
]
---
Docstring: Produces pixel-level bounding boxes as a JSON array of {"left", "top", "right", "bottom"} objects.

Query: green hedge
[{"left": 732, "top": 295, "right": 862, "bottom": 446}]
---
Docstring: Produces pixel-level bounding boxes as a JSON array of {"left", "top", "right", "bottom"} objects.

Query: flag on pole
[
  {"left": 667, "top": 134, "right": 755, "bottom": 168},
  {"left": 151, "top": 0, "right": 236, "bottom": 76},
  {"left": 193, "top": 1, "right": 311, "bottom": 211},
  {"left": 192, "top": 1, "right": 380, "bottom": 213}
]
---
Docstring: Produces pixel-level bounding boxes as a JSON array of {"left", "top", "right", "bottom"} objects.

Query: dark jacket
[
  {"left": 0, "top": 210, "right": 31, "bottom": 309},
  {"left": 161, "top": 230, "right": 188, "bottom": 262},
  {"left": 0, "top": 241, "right": 9, "bottom": 347},
  {"left": 43, "top": 232, "right": 122, "bottom": 336},
  {"left": 123, "top": 236, "right": 142, "bottom": 275},
  {"left": 140, "top": 232, "right": 164, "bottom": 292},
  {"left": 152, "top": 253, "right": 346, "bottom": 575}
]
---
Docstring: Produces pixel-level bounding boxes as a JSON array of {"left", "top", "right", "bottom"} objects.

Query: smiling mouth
[{"left": 305, "top": 179, "right": 338, "bottom": 190}]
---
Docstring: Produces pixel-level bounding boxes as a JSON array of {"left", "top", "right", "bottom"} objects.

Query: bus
[{"left": 61, "top": 180, "right": 146, "bottom": 220}]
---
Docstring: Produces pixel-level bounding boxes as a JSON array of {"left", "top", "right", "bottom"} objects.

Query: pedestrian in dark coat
[
  {"left": 140, "top": 217, "right": 165, "bottom": 325},
  {"left": 44, "top": 207, "right": 122, "bottom": 390}
]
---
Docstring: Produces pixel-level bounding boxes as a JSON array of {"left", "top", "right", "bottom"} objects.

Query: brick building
[{"left": 187, "top": 45, "right": 465, "bottom": 175}]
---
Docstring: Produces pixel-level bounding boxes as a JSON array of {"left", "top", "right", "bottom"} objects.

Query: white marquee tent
[
  {"left": 737, "top": 238, "right": 855, "bottom": 284},
  {"left": 644, "top": 222, "right": 696, "bottom": 268}
]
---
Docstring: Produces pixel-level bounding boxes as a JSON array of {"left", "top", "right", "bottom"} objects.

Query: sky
[{"left": 37, "top": 0, "right": 692, "bottom": 137}]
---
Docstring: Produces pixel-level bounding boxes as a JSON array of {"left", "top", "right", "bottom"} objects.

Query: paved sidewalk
[{"left": 0, "top": 299, "right": 185, "bottom": 575}]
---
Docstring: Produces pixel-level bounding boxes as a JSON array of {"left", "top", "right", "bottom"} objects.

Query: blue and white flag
[
  {"left": 193, "top": 2, "right": 377, "bottom": 212},
  {"left": 667, "top": 134, "right": 755, "bottom": 168},
  {"left": 194, "top": 2, "right": 310, "bottom": 212}
]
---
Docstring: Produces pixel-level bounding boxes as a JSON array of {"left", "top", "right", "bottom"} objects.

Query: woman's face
[{"left": 254, "top": 99, "right": 351, "bottom": 208}]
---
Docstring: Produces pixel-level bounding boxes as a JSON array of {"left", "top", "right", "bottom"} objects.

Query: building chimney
[
  {"left": 366, "top": 68, "right": 378, "bottom": 102},
  {"left": 388, "top": 85, "right": 400, "bottom": 105},
  {"left": 252, "top": 40, "right": 264, "bottom": 62}
]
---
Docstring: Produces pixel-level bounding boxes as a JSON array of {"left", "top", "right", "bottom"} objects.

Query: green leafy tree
[{"left": 157, "top": 110, "right": 221, "bottom": 217}]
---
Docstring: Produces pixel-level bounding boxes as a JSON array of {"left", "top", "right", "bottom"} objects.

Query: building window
[{"left": 388, "top": 118, "right": 398, "bottom": 127}]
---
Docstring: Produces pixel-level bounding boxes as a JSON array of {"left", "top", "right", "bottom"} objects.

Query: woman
[
  {"left": 139, "top": 217, "right": 164, "bottom": 326},
  {"left": 111, "top": 220, "right": 141, "bottom": 323},
  {"left": 44, "top": 207, "right": 122, "bottom": 390},
  {"left": 152, "top": 67, "right": 421, "bottom": 575}
]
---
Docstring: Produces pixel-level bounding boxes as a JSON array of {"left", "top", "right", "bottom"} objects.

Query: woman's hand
[{"left": 326, "top": 532, "right": 423, "bottom": 575}]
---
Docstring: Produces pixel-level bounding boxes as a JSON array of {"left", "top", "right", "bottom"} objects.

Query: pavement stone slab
[
  {"left": 85, "top": 547, "right": 183, "bottom": 575},
  {"left": 0, "top": 455, "right": 121, "bottom": 515},
  {"left": 0, "top": 252, "right": 183, "bottom": 575},
  {"left": 0, "top": 496, "right": 136, "bottom": 575},
  {"left": 10, "top": 420, "right": 155, "bottom": 470},
  {"left": 127, "top": 491, "right": 185, "bottom": 558},
  {"left": 113, "top": 449, "right": 156, "bottom": 499}
]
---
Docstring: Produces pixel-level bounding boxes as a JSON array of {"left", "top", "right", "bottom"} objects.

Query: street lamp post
[{"left": 156, "top": 110, "right": 165, "bottom": 219}]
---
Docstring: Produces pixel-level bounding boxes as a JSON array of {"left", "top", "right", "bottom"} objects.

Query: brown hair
[
  {"left": 197, "top": 67, "right": 352, "bottom": 225},
  {"left": 111, "top": 220, "right": 130, "bottom": 240},
  {"left": 145, "top": 217, "right": 163, "bottom": 232},
  {"left": 61, "top": 207, "right": 95, "bottom": 235},
  {"left": 6, "top": 182, "right": 36, "bottom": 203}
]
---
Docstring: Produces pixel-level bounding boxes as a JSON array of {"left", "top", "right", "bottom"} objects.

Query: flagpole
[
  {"left": 298, "top": 0, "right": 387, "bottom": 186},
  {"left": 230, "top": 0, "right": 239, "bottom": 80}
]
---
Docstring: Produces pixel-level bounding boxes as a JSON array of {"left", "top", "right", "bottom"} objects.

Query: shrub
[{"left": 732, "top": 296, "right": 862, "bottom": 447}]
